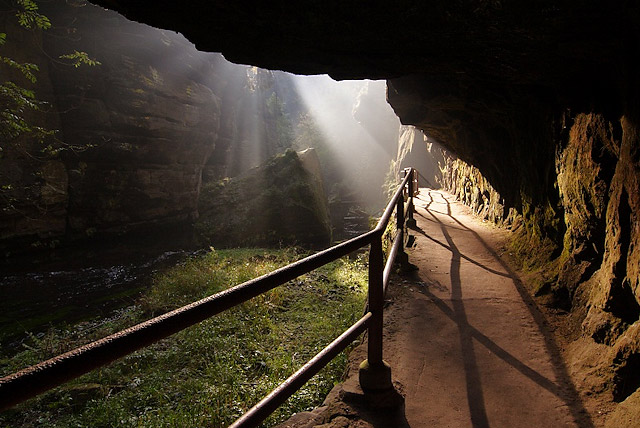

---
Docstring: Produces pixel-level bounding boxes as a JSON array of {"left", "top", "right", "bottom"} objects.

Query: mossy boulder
[{"left": 196, "top": 149, "right": 332, "bottom": 247}]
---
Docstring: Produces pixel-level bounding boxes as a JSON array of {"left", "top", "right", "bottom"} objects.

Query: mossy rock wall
[
  {"left": 196, "top": 149, "right": 332, "bottom": 248},
  {"left": 440, "top": 111, "right": 640, "bottom": 418}
]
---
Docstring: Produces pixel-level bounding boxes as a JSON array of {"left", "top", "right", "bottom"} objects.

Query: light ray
[{"left": 290, "top": 74, "right": 400, "bottom": 210}]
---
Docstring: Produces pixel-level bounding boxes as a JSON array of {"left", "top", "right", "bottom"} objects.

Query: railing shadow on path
[
  {"left": 419, "top": 192, "right": 491, "bottom": 428},
  {"left": 411, "top": 224, "right": 512, "bottom": 279},
  {"left": 412, "top": 189, "right": 594, "bottom": 428}
]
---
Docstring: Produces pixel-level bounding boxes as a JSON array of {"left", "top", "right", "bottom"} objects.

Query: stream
[{"left": 0, "top": 247, "right": 193, "bottom": 356}]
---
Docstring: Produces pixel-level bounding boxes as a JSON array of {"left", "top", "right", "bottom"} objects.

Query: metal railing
[{"left": 0, "top": 168, "right": 418, "bottom": 427}]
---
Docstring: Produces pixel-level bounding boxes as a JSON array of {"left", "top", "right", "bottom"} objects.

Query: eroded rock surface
[{"left": 1, "top": 2, "right": 296, "bottom": 254}]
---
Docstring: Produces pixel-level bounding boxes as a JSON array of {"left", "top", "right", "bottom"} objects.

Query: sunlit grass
[{"left": 0, "top": 248, "right": 368, "bottom": 428}]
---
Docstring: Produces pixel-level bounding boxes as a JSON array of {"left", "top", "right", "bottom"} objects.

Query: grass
[{"left": 0, "top": 248, "right": 368, "bottom": 428}]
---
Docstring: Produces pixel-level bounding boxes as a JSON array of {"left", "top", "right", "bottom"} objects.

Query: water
[{"left": 0, "top": 248, "right": 192, "bottom": 355}]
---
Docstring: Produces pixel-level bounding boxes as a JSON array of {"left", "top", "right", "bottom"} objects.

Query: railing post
[
  {"left": 366, "top": 238, "right": 384, "bottom": 367},
  {"left": 405, "top": 168, "right": 417, "bottom": 228},
  {"left": 358, "top": 237, "right": 403, "bottom": 408},
  {"left": 396, "top": 183, "right": 411, "bottom": 270}
]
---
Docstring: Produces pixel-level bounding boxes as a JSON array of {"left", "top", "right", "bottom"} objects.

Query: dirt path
[
  {"left": 280, "top": 189, "right": 595, "bottom": 428},
  {"left": 380, "top": 189, "right": 594, "bottom": 427}
]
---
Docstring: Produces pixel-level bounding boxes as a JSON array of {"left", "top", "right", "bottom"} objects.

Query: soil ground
[{"left": 277, "top": 189, "right": 602, "bottom": 428}]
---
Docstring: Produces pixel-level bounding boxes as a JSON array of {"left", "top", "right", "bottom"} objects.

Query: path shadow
[
  {"left": 410, "top": 223, "right": 511, "bottom": 278},
  {"left": 415, "top": 282, "right": 566, "bottom": 396},
  {"left": 416, "top": 189, "right": 594, "bottom": 428},
  {"left": 421, "top": 194, "right": 490, "bottom": 428}
]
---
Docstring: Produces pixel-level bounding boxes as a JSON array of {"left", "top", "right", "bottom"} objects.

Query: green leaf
[
  {"left": 59, "top": 50, "right": 101, "bottom": 68},
  {"left": 1, "top": 57, "right": 40, "bottom": 83},
  {"left": 15, "top": 0, "right": 51, "bottom": 30}
]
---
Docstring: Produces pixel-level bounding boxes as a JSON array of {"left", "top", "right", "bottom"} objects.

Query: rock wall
[
  {"left": 439, "top": 154, "right": 512, "bottom": 226},
  {"left": 1, "top": 1, "right": 296, "bottom": 255},
  {"left": 195, "top": 149, "right": 332, "bottom": 248},
  {"left": 42, "top": 2, "right": 232, "bottom": 242},
  {"left": 392, "top": 126, "right": 443, "bottom": 190}
]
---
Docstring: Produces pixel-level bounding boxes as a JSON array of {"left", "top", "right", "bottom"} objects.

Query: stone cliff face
[
  {"left": 1, "top": 2, "right": 299, "bottom": 254},
  {"left": 1, "top": 3, "right": 220, "bottom": 251},
  {"left": 2, "top": 1, "right": 401, "bottom": 254},
  {"left": 41, "top": 3, "right": 238, "bottom": 242},
  {"left": 439, "top": 154, "right": 511, "bottom": 226},
  {"left": 85, "top": 0, "right": 640, "bottom": 419}
]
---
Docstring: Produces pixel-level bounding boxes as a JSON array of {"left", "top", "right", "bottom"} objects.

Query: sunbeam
[{"left": 291, "top": 74, "right": 400, "bottom": 211}]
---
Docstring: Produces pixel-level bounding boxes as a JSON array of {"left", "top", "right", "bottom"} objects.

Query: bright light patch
[{"left": 291, "top": 75, "right": 400, "bottom": 210}]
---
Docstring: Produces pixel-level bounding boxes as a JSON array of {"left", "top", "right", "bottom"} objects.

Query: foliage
[
  {"left": 0, "top": 0, "right": 52, "bottom": 147},
  {"left": 0, "top": 248, "right": 368, "bottom": 427},
  {"left": 0, "top": 0, "right": 100, "bottom": 150},
  {"left": 58, "top": 50, "right": 101, "bottom": 68},
  {"left": 0, "top": 80, "right": 53, "bottom": 144},
  {"left": 14, "top": 0, "right": 50, "bottom": 30}
]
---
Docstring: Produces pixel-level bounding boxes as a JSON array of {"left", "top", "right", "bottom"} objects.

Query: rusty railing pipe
[
  {"left": 383, "top": 232, "right": 403, "bottom": 295},
  {"left": 229, "top": 312, "right": 372, "bottom": 428},
  {"left": 0, "top": 230, "right": 377, "bottom": 410},
  {"left": 367, "top": 237, "right": 385, "bottom": 368}
]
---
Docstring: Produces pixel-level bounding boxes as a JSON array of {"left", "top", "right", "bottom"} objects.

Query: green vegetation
[
  {"left": 0, "top": 0, "right": 53, "bottom": 148},
  {"left": 0, "top": 248, "right": 368, "bottom": 427}
]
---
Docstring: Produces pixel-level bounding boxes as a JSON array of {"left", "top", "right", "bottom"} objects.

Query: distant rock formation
[{"left": 195, "top": 149, "right": 332, "bottom": 247}]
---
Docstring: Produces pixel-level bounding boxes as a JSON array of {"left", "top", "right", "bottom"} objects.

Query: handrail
[
  {"left": 0, "top": 167, "right": 417, "bottom": 428},
  {"left": 229, "top": 312, "right": 372, "bottom": 428},
  {"left": 0, "top": 230, "right": 376, "bottom": 409}
]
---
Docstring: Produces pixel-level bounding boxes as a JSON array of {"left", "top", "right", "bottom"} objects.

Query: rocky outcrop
[
  {"left": 41, "top": 3, "right": 226, "bottom": 241},
  {"left": 195, "top": 149, "right": 332, "bottom": 247},
  {"left": 392, "top": 126, "right": 445, "bottom": 191},
  {"left": 440, "top": 112, "right": 640, "bottom": 416},
  {"left": 1, "top": 2, "right": 222, "bottom": 252},
  {"left": 203, "top": 68, "right": 299, "bottom": 181}
]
